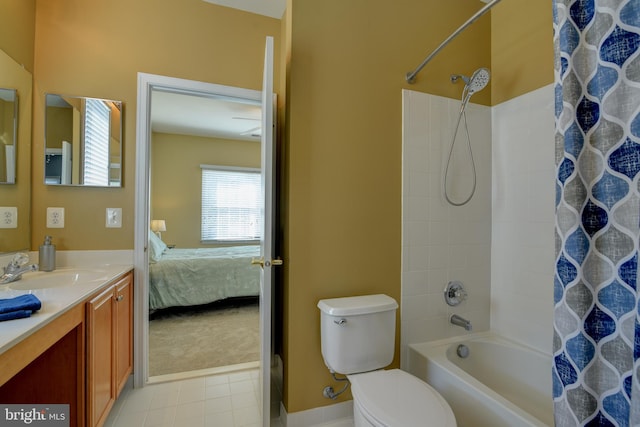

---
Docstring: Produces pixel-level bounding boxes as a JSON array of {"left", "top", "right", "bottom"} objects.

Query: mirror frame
[
  {"left": 44, "top": 93, "right": 123, "bottom": 187},
  {"left": 0, "top": 88, "right": 18, "bottom": 185}
]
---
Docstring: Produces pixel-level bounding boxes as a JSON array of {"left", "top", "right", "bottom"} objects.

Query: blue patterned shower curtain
[{"left": 553, "top": 0, "right": 640, "bottom": 426}]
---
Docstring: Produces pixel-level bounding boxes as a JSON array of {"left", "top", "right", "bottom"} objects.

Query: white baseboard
[{"left": 280, "top": 400, "right": 353, "bottom": 427}]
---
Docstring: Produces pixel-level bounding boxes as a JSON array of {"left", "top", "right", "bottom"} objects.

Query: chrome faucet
[
  {"left": 450, "top": 314, "right": 472, "bottom": 331},
  {"left": 0, "top": 253, "right": 38, "bottom": 284}
]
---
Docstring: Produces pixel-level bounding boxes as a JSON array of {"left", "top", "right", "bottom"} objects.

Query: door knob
[{"left": 251, "top": 257, "right": 284, "bottom": 268}]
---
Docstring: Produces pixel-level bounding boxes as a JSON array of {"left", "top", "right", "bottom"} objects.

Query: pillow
[{"left": 148, "top": 230, "right": 168, "bottom": 263}]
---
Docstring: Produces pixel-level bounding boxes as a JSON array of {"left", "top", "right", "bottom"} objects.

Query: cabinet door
[
  {"left": 114, "top": 273, "right": 133, "bottom": 395},
  {"left": 87, "top": 285, "right": 115, "bottom": 427}
]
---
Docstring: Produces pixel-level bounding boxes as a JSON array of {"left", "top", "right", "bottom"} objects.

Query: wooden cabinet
[
  {"left": 0, "top": 304, "right": 86, "bottom": 427},
  {"left": 86, "top": 272, "right": 133, "bottom": 427},
  {"left": 0, "top": 269, "right": 133, "bottom": 427},
  {"left": 114, "top": 275, "right": 133, "bottom": 396}
]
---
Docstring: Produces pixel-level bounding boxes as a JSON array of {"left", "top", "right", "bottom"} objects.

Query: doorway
[
  {"left": 146, "top": 88, "right": 263, "bottom": 379},
  {"left": 134, "top": 71, "right": 278, "bottom": 424}
]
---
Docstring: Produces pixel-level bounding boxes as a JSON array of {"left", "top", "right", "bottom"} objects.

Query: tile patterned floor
[
  {"left": 105, "top": 370, "right": 266, "bottom": 427},
  {"left": 106, "top": 368, "right": 354, "bottom": 427}
]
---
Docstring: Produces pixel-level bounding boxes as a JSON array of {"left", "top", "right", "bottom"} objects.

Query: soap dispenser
[{"left": 39, "top": 235, "right": 56, "bottom": 272}]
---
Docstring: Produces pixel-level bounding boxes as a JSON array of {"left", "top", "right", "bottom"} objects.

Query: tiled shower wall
[
  {"left": 401, "top": 85, "right": 556, "bottom": 364},
  {"left": 401, "top": 89, "right": 492, "bottom": 367},
  {"left": 490, "top": 84, "right": 555, "bottom": 354}
]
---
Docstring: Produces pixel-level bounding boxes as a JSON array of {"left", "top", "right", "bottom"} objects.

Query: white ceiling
[
  {"left": 151, "top": 91, "right": 262, "bottom": 141},
  {"left": 202, "top": 0, "right": 286, "bottom": 19}
]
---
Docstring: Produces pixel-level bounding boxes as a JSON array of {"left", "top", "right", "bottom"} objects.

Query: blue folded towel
[
  {"left": 0, "top": 309, "right": 33, "bottom": 322},
  {"left": 0, "top": 294, "right": 42, "bottom": 314}
]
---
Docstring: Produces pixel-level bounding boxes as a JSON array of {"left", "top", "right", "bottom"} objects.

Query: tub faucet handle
[{"left": 444, "top": 281, "right": 467, "bottom": 306}]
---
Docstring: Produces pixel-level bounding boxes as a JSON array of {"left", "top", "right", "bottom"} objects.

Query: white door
[{"left": 258, "top": 35, "right": 277, "bottom": 426}]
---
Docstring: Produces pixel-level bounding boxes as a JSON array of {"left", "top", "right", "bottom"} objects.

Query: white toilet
[{"left": 318, "top": 294, "right": 456, "bottom": 427}]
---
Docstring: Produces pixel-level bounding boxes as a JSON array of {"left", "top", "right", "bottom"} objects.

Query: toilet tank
[{"left": 317, "top": 294, "right": 398, "bottom": 375}]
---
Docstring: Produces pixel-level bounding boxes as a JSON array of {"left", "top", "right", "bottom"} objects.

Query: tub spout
[{"left": 450, "top": 314, "right": 472, "bottom": 331}]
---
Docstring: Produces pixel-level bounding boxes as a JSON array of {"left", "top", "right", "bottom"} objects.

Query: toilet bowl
[
  {"left": 318, "top": 294, "right": 456, "bottom": 426},
  {"left": 349, "top": 369, "right": 455, "bottom": 426}
]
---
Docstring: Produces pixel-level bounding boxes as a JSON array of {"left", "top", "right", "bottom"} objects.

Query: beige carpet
[{"left": 148, "top": 299, "right": 260, "bottom": 377}]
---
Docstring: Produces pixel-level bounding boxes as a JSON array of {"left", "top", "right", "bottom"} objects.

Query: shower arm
[{"left": 405, "top": 0, "right": 503, "bottom": 84}]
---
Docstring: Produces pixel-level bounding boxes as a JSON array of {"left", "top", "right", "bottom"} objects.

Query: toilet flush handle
[{"left": 334, "top": 318, "right": 347, "bottom": 326}]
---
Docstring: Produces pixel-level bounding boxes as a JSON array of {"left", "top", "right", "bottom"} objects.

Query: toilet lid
[{"left": 348, "top": 369, "right": 456, "bottom": 427}]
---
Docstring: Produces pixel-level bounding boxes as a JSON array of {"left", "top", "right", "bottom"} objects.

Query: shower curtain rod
[{"left": 406, "top": 0, "right": 503, "bottom": 84}]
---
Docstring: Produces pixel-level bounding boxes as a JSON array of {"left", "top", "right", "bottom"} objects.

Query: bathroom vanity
[{"left": 0, "top": 264, "right": 133, "bottom": 427}]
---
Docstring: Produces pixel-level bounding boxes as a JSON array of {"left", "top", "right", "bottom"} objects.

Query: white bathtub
[{"left": 407, "top": 332, "right": 553, "bottom": 427}]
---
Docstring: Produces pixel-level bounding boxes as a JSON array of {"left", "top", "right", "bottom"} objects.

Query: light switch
[
  {"left": 106, "top": 208, "right": 122, "bottom": 228},
  {"left": 0, "top": 207, "right": 17, "bottom": 228},
  {"left": 47, "top": 207, "right": 65, "bottom": 228}
]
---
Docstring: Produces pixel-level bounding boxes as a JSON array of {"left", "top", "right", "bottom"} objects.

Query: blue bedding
[{"left": 149, "top": 246, "right": 261, "bottom": 310}]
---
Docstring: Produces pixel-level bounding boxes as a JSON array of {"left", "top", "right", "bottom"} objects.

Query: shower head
[
  {"left": 467, "top": 67, "right": 490, "bottom": 95},
  {"left": 451, "top": 67, "right": 491, "bottom": 96}
]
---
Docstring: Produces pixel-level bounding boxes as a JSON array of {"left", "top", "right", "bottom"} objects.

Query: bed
[{"left": 148, "top": 233, "right": 261, "bottom": 311}]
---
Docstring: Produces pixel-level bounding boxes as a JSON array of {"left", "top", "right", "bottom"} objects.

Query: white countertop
[{"left": 0, "top": 260, "right": 133, "bottom": 355}]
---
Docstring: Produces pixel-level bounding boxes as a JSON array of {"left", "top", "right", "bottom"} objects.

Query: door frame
[{"left": 133, "top": 73, "right": 267, "bottom": 388}]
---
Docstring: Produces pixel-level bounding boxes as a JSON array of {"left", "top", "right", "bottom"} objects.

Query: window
[
  {"left": 201, "top": 165, "right": 262, "bottom": 243},
  {"left": 83, "top": 99, "right": 111, "bottom": 186}
]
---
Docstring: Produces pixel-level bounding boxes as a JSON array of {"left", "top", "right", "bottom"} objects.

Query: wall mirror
[
  {"left": 0, "top": 88, "right": 18, "bottom": 185},
  {"left": 45, "top": 93, "right": 123, "bottom": 187},
  {"left": 0, "top": 47, "right": 32, "bottom": 254}
]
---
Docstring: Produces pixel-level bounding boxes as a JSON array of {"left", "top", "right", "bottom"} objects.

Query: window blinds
[
  {"left": 201, "top": 166, "right": 262, "bottom": 242},
  {"left": 83, "top": 99, "right": 111, "bottom": 186}
]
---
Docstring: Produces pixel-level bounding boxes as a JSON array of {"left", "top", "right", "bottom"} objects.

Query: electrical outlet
[
  {"left": 106, "top": 208, "right": 122, "bottom": 228},
  {"left": 0, "top": 207, "right": 17, "bottom": 228},
  {"left": 47, "top": 207, "right": 65, "bottom": 228}
]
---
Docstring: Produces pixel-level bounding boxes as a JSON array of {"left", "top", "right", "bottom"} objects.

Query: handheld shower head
[
  {"left": 467, "top": 67, "right": 490, "bottom": 95},
  {"left": 451, "top": 68, "right": 491, "bottom": 96}
]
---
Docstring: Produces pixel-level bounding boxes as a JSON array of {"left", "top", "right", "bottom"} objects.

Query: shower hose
[{"left": 443, "top": 90, "right": 477, "bottom": 207}]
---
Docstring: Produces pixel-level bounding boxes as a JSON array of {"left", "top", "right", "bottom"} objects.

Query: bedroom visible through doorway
[{"left": 147, "top": 86, "right": 263, "bottom": 380}]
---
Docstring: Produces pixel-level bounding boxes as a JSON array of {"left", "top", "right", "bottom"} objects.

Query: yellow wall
[
  {"left": 44, "top": 106, "right": 73, "bottom": 150},
  {"left": 0, "top": 0, "right": 35, "bottom": 72},
  {"left": 30, "top": 0, "right": 281, "bottom": 250},
  {"left": 0, "top": 0, "right": 34, "bottom": 253},
  {"left": 150, "top": 132, "right": 261, "bottom": 248},
  {"left": 283, "top": 0, "right": 492, "bottom": 413},
  {"left": 491, "top": 0, "right": 554, "bottom": 103}
]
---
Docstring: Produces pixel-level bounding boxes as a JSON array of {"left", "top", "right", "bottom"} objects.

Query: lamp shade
[{"left": 150, "top": 219, "right": 166, "bottom": 232}]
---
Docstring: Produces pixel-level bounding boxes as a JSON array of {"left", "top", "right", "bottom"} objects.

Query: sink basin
[{"left": 8, "top": 268, "right": 110, "bottom": 290}]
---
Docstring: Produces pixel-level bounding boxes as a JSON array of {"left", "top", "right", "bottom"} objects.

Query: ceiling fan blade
[
  {"left": 232, "top": 116, "right": 260, "bottom": 121},
  {"left": 240, "top": 126, "right": 262, "bottom": 136}
]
